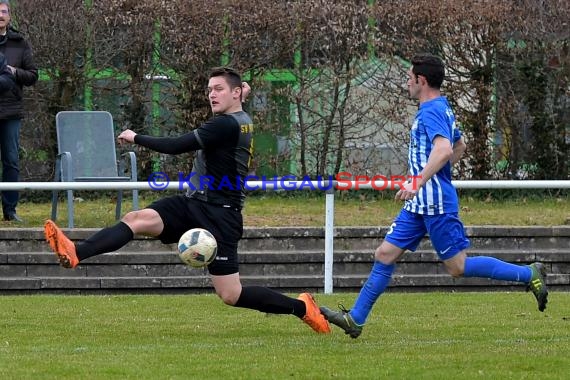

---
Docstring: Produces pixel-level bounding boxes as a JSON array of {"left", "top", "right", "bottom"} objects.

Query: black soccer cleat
[
  {"left": 527, "top": 262, "right": 548, "bottom": 312},
  {"left": 320, "top": 304, "right": 363, "bottom": 339}
]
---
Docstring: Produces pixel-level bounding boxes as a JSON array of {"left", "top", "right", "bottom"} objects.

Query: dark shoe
[
  {"left": 320, "top": 304, "right": 363, "bottom": 338},
  {"left": 3, "top": 213, "right": 23, "bottom": 222},
  {"left": 527, "top": 262, "right": 548, "bottom": 312}
]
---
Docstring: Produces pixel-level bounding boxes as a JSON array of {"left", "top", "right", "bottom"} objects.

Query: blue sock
[
  {"left": 463, "top": 256, "right": 532, "bottom": 283},
  {"left": 349, "top": 261, "right": 395, "bottom": 325}
]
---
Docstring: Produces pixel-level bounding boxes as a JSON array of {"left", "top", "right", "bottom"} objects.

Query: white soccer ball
[{"left": 177, "top": 228, "right": 218, "bottom": 268}]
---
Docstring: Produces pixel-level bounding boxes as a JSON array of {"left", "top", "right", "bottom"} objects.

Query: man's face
[
  {"left": 406, "top": 68, "right": 423, "bottom": 100},
  {"left": 207, "top": 76, "right": 240, "bottom": 114},
  {"left": 0, "top": 4, "right": 10, "bottom": 33}
]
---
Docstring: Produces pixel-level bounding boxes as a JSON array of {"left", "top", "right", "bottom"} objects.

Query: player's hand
[
  {"left": 395, "top": 181, "right": 418, "bottom": 201},
  {"left": 117, "top": 129, "right": 137, "bottom": 145},
  {"left": 6, "top": 65, "right": 16, "bottom": 75},
  {"left": 242, "top": 81, "right": 251, "bottom": 102}
]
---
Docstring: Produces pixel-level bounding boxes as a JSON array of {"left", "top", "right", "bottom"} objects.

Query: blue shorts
[{"left": 384, "top": 209, "right": 470, "bottom": 260}]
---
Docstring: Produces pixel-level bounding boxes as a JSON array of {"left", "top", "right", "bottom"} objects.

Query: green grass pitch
[{"left": 1, "top": 292, "right": 569, "bottom": 379}]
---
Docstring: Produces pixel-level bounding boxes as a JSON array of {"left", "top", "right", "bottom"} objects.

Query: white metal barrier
[
  {"left": 1, "top": 180, "right": 569, "bottom": 293},
  {"left": 1, "top": 180, "right": 568, "bottom": 191}
]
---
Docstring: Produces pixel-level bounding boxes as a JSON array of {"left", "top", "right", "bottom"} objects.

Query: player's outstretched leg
[
  {"left": 320, "top": 305, "right": 363, "bottom": 339},
  {"left": 44, "top": 219, "right": 78, "bottom": 268},
  {"left": 463, "top": 256, "right": 549, "bottom": 312},
  {"left": 297, "top": 293, "right": 331, "bottom": 334},
  {"left": 527, "top": 262, "right": 548, "bottom": 312}
]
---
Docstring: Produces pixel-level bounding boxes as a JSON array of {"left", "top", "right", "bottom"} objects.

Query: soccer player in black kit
[{"left": 44, "top": 67, "right": 331, "bottom": 334}]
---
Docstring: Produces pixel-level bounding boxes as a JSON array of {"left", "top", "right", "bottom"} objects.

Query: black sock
[
  {"left": 234, "top": 286, "right": 306, "bottom": 318},
  {"left": 76, "top": 222, "right": 134, "bottom": 261}
]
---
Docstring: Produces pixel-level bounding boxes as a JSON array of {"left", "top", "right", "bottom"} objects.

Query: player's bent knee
[
  {"left": 445, "top": 264, "right": 464, "bottom": 278},
  {"left": 374, "top": 245, "right": 402, "bottom": 264},
  {"left": 374, "top": 246, "right": 387, "bottom": 261},
  {"left": 215, "top": 288, "right": 240, "bottom": 306},
  {"left": 449, "top": 269, "right": 464, "bottom": 278},
  {"left": 121, "top": 210, "right": 145, "bottom": 223},
  {"left": 211, "top": 274, "right": 241, "bottom": 306},
  {"left": 121, "top": 209, "right": 163, "bottom": 235},
  {"left": 443, "top": 251, "right": 467, "bottom": 278}
]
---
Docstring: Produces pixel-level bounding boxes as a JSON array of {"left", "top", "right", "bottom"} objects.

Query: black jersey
[{"left": 134, "top": 111, "right": 254, "bottom": 209}]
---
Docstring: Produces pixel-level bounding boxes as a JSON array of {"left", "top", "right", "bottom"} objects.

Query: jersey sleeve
[
  {"left": 133, "top": 115, "right": 239, "bottom": 154},
  {"left": 193, "top": 115, "right": 240, "bottom": 148},
  {"left": 424, "top": 108, "right": 453, "bottom": 143},
  {"left": 134, "top": 132, "right": 201, "bottom": 154},
  {"left": 452, "top": 126, "right": 462, "bottom": 143}
]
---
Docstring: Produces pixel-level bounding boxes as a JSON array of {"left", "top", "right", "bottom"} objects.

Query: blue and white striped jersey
[{"left": 404, "top": 96, "right": 461, "bottom": 215}]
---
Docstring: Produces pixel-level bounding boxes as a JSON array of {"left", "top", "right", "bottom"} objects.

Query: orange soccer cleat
[
  {"left": 297, "top": 292, "right": 331, "bottom": 334},
  {"left": 44, "top": 220, "right": 79, "bottom": 268}
]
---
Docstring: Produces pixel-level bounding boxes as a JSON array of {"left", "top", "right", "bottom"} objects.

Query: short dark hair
[
  {"left": 209, "top": 67, "right": 242, "bottom": 90},
  {"left": 411, "top": 54, "right": 445, "bottom": 89}
]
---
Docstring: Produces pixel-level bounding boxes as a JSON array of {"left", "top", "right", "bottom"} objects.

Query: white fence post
[{"left": 324, "top": 188, "right": 335, "bottom": 294}]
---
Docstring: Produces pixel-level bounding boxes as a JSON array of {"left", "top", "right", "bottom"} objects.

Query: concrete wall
[{"left": 0, "top": 226, "right": 568, "bottom": 294}]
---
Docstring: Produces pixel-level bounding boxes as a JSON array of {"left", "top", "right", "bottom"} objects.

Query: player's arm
[
  {"left": 242, "top": 81, "right": 251, "bottom": 102},
  {"left": 117, "top": 129, "right": 201, "bottom": 154},
  {"left": 450, "top": 135, "right": 466, "bottom": 165},
  {"left": 418, "top": 136, "right": 454, "bottom": 187},
  {"left": 396, "top": 136, "right": 453, "bottom": 200},
  {"left": 241, "top": 82, "right": 251, "bottom": 113},
  {"left": 117, "top": 116, "right": 237, "bottom": 154}
]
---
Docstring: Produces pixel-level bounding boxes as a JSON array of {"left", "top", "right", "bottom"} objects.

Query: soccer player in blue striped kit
[{"left": 320, "top": 53, "right": 548, "bottom": 338}]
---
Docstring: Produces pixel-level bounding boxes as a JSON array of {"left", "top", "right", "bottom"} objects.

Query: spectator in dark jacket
[{"left": 0, "top": 0, "right": 38, "bottom": 222}]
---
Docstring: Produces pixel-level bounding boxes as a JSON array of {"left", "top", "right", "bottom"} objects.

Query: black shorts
[{"left": 147, "top": 195, "right": 243, "bottom": 276}]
